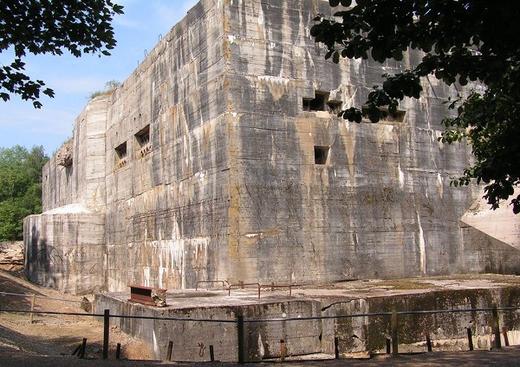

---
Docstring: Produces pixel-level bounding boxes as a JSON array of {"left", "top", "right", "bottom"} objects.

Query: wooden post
[
  {"left": 166, "top": 341, "right": 173, "bottom": 361},
  {"left": 79, "top": 338, "right": 87, "bottom": 359},
  {"left": 502, "top": 327, "right": 510, "bottom": 347},
  {"left": 391, "top": 308, "right": 399, "bottom": 356},
  {"left": 467, "top": 327, "right": 474, "bottom": 351},
  {"left": 386, "top": 338, "right": 391, "bottom": 354},
  {"left": 237, "top": 314, "right": 245, "bottom": 364},
  {"left": 280, "top": 339, "right": 287, "bottom": 362},
  {"left": 425, "top": 332, "right": 432, "bottom": 352},
  {"left": 103, "top": 309, "right": 110, "bottom": 359},
  {"left": 334, "top": 337, "right": 339, "bottom": 359},
  {"left": 29, "top": 294, "right": 36, "bottom": 324},
  {"left": 492, "top": 304, "right": 501, "bottom": 349},
  {"left": 209, "top": 345, "right": 215, "bottom": 362},
  {"left": 116, "top": 343, "right": 121, "bottom": 360}
]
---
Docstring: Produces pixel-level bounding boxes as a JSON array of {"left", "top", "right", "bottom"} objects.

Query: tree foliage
[
  {"left": 311, "top": 0, "right": 520, "bottom": 213},
  {"left": 0, "top": 145, "right": 48, "bottom": 241},
  {"left": 0, "top": 0, "right": 124, "bottom": 108}
]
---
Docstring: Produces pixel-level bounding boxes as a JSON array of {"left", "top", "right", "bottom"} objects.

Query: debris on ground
[{"left": 0, "top": 242, "right": 24, "bottom": 272}]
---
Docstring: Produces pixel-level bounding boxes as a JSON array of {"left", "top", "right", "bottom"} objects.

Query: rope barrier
[{"left": 0, "top": 305, "right": 519, "bottom": 323}]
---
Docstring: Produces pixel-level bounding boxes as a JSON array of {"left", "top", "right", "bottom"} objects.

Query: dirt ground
[
  {"left": 2, "top": 346, "right": 520, "bottom": 366},
  {"left": 0, "top": 269, "right": 153, "bottom": 360}
]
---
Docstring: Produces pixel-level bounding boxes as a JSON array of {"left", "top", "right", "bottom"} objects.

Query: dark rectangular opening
[
  {"left": 361, "top": 106, "right": 406, "bottom": 122},
  {"left": 135, "top": 125, "right": 150, "bottom": 147},
  {"left": 135, "top": 124, "right": 152, "bottom": 158},
  {"left": 303, "top": 91, "right": 329, "bottom": 111},
  {"left": 314, "top": 146, "right": 329, "bottom": 165},
  {"left": 327, "top": 100, "right": 343, "bottom": 114},
  {"left": 115, "top": 142, "right": 127, "bottom": 159}
]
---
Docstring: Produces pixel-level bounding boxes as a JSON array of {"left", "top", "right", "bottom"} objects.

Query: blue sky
[{"left": 0, "top": 0, "right": 199, "bottom": 154}]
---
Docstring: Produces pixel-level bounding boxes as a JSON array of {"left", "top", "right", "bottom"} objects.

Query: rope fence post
[
  {"left": 467, "top": 327, "right": 474, "bottom": 351},
  {"left": 209, "top": 345, "right": 215, "bottom": 362},
  {"left": 425, "top": 332, "right": 432, "bottom": 352},
  {"left": 166, "top": 341, "right": 173, "bottom": 361},
  {"left": 116, "top": 343, "right": 121, "bottom": 360},
  {"left": 502, "top": 327, "right": 510, "bottom": 347},
  {"left": 79, "top": 338, "right": 87, "bottom": 359},
  {"left": 237, "top": 314, "right": 245, "bottom": 364},
  {"left": 492, "top": 304, "right": 501, "bottom": 349},
  {"left": 391, "top": 308, "right": 399, "bottom": 355},
  {"left": 103, "top": 309, "right": 110, "bottom": 359}
]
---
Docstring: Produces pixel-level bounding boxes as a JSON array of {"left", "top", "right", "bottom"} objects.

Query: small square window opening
[
  {"left": 135, "top": 125, "right": 152, "bottom": 158},
  {"left": 135, "top": 125, "right": 150, "bottom": 147},
  {"left": 115, "top": 142, "right": 127, "bottom": 159},
  {"left": 303, "top": 91, "right": 329, "bottom": 112},
  {"left": 314, "top": 146, "right": 329, "bottom": 165},
  {"left": 115, "top": 142, "right": 128, "bottom": 169}
]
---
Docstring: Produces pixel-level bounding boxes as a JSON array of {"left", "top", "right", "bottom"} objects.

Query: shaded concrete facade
[{"left": 24, "top": 0, "right": 520, "bottom": 294}]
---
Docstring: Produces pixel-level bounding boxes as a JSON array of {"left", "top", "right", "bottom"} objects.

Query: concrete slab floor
[{"left": 103, "top": 274, "right": 520, "bottom": 310}]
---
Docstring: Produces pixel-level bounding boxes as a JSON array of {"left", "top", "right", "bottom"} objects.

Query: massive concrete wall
[
  {"left": 222, "top": 0, "right": 477, "bottom": 283},
  {"left": 24, "top": 0, "right": 520, "bottom": 294},
  {"left": 102, "top": 0, "right": 229, "bottom": 291}
]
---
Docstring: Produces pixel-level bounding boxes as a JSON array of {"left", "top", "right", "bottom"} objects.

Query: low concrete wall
[
  {"left": 95, "top": 285, "right": 520, "bottom": 362},
  {"left": 24, "top": 212, "right": 106, "bottom": 294},
  {"left": 95, "top": 294, "right": 323, "bottom": 362}
]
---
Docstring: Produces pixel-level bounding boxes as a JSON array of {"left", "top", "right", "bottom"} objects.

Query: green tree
[
  {"left": 0, "top": 0, "right": 124, "bottom": 108},
  {"left": 311, "top": 0, "right": 520, "bottom": 213},
  {"left": 0, "top": 145, "right": 48, "bottom": 240}
]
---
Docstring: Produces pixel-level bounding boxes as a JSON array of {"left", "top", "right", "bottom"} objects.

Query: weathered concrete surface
[
  {"left": 24, "top": 0, "right": 520, "bottom": 294},
  {"left": 94, "top": 275, "right": 520, "bottom": 362},
  {"left": 24, "top": 211, "right": 105, "bottom": 294}
]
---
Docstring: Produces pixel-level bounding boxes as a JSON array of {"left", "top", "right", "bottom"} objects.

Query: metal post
[
  {"left": 103, "top": 309, "right": 110, "bottom": 359},
  {"left": 391, "top": 308, "right": 399, "bottom": 356},
  {"left": 116, "top": 343, "right": 121, "bottom": 360},
  {"left": 467, "top": 327, "right": 474, "bottom": 351},
  {"left": 386, "top": 338, "right": 391, "bottom": 354},
  {"left": 257, "top": 284, "right": 261, "bottom": 299},
  {"left": 29, "top": 294, "right": 36, "bottom": 324},
  {"left": 492, "top": 304, "right": 501, "bottom": 349},
  {"left": 166, "top": 341, "right": 173, "bottom": 361},
  {"left": 425, "top": 332, "right": 432, "bottom": 352},
  {"left": 334, "top": 337, "right": 339, "bottom": 359},
  {"left": 209, "top": 345, "right": 215, "bottom": 362},
  {"left": 237, "top": 314, "right": 245, "bottom": 364}
]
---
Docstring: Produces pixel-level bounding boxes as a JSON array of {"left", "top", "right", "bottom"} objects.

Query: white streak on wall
[
  {"left": 416, "top": 211, "right": 427, "bottom": 275},
  {"left": 398, "top": 163, "right": 405, "bottom": 189}
]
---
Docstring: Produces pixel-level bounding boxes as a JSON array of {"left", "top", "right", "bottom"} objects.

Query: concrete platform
[{"left": 95, "top": 275, "right": 520, "bottom": 362}]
